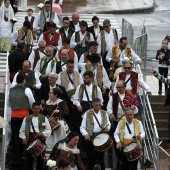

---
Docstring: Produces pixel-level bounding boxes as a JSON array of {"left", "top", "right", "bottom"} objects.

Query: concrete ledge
[{"left": 77, "top": 0, "right": 155, "bottom": 14}]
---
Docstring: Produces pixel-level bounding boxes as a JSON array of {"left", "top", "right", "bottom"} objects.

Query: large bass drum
[
  {"left": 26, "top": 139, "right": 46, "bottom": 158},
  {"left": 123, "top": 143, "right": 143, "bottom": 161},
  {"left": 93, "top": 133, "right": 113, "bottom": 152}
]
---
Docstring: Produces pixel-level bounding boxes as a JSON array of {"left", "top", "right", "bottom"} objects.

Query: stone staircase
[{"left": 149, "top": 95, "right": 169, "bottom": 142}]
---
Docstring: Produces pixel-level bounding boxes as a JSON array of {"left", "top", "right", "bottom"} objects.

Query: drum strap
[
  {"left": 40, "top": 56, "right": 55, "bottom": 73},
  {"left": 126, "top": 122, "right": 132, "bottom": 134},
  {"left": 67, "top": 72, "right": 76, "bottom": 88},
  {"left": 125, "top": 72, "right": 135, "bottom": 84},
  {"left": 84, "top": 86, "right": 92, "bottom": 108},
  {"left": 92, "top": 111, "right": 102, "bottom": 129},
  {"left": 31, "top": 120, "right": 37, "bottom": 139}
]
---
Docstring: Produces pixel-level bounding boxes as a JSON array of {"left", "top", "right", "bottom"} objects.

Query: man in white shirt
[
  {"left": 34, "top": 46, "right": 57, "bottom": 83},
  {"left": 97, "top": 19, "right": 121, "bottom": 73},
  {"left": 58, "top": 16, "right": 75, "bottom": 40},
  {"left": 80, "top": 98, "right": 111, "bottom": 170},
  {"left": 19, "top": 102, "right": 51, "bottom": 170},
  {"left": 87, "top": 16, "right": 104, "bottom": 41},
  {"left": 70, "top": 20, "right": 94, "bottom": 59},
  {"left": 107, "top": 80, "right": 138, "bottom": 123},
  {"left": 56, "top": 59, "right": 83, "bottom": 98},
  {"left": 11, "top": 60, "right": 41, "bottom": 101},
  {"left": 114, "top": 108, "right": 145, "bottom": 170},
  {"left": 38, "top": 23, "right": 62, "bottom": 53},
  {"left": 56, "top": 37, "right": 79, "bottom": 69},
  {"left": 8, "top": 73, "right": 35, "bottom": 166},
  {"left": 81, "top": 53, "right": 111, "bottom": 93},
  {"left": 33, "top": 1, "right": 59, "bottom": 33},
  {"left": 69, "top": 12, "right": 80, "bottom": 32},
  {"left": 28, "top": 40, "right": 46, "bottom": 70},
  {"left": 56, "top": 49, "right": 78, "bottom": 74},
  {"left": 79, "top": 41, "right": 102, "bottom": 70},
  {"left": 106, "top": 37, "right": 142, "bottom": 78},
  {"left": 114, "top": 62, "right": 152, "bottom": 96}
]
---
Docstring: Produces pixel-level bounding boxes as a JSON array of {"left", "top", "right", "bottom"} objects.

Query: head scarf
[
  {"left": 0, "top": 0, "right": 14, "bottom": 24},
  {"left": 65, "top": 131, "right": 79, "bottom": 143}
]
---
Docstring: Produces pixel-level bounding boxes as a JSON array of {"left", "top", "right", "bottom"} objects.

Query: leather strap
[
  {"left": 125, "top": 72, "right": 135, "bottom": 84},
  {"left": 84, "top": 85, "right": 92, "bottom": 108},
  {"left": 67, "top": 72, "right": 76, "bottom": 88},
  {"left": 92, "top": 111, "right": 102, "bottom": 129},
  {"left": 126, "top": 122, "right": 132, "bottom": 134}
]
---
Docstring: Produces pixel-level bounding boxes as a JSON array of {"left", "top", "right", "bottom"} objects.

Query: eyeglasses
[
  {"left": 116, "top": 86, "right": 124, "bottom": 89},
  {"left": 124, "top": 67, "right": 131, "bottom": 70},
  {"left": 103, "top": 25, "right": 109, "bottom": 28}
]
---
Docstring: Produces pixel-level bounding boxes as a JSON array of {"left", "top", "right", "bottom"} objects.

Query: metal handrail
[
  {"left": 135, "top": 64, "right": 159, "bottom": 170},
  {"left": 1, "top": 51, "right": 9, "bottom": 170}
]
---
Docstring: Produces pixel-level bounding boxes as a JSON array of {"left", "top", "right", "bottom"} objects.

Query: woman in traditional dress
[
  {"left": 42, "top": 88, "right": 70, "bottom": 147},
  {"left": 48, "top": 131, "right": 85, "bottom": 170},
  {"left": 0, "top": 0, "right": 15, "bottom": 52}
]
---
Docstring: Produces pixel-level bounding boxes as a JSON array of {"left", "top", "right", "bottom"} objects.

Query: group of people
[{"left": 5, "top": 0, "right": 156, "bottom": 170}]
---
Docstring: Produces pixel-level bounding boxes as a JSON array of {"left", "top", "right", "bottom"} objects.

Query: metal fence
[
  {"left": 134, "top": 33, "right": 148, "bottom": 69},
  {"left": 135, "top": 64, "right": 159, "bottom": 170},
  {"left": 1, "top": 52, "right": 9, "bottom": 170},
  {"left": 122, "top": 18, "right": 134, "bottom": 48}
]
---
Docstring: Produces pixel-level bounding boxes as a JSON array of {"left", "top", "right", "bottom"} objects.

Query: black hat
[
  {"left": 87, "top": 53, "right": 100, "bottom": 63},
  {"left": 144, "top": 159, "right": 153, "bottom": 168},
  {"left": 23, "top": 21, "right": 31, "bottom": 29}
]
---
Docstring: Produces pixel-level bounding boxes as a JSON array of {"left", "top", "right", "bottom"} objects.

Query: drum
[
  {"left": 93, "top": 133, "right": 113, "bottom": 152},
  {"left": 123, "top": 143, "right": 143, "bottom": 161},
  {"left": 26, "top": 139, "right": 46, "bottom": 158},
  {"left": 48, "top": 117, "right": 60, "bottom": 131}
]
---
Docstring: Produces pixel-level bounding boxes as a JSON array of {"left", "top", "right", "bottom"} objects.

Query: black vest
[{"left": 19, "top": 70, "right": 36, "bottom": 90}]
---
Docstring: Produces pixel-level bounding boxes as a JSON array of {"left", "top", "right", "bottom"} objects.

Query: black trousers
[
  {"left": 11, "top": 117, "right": 24, "bottom": 163},
  {"left": 158, "top": 67, "right": 168, "bottom": 91},
  {"left": 86, "top": 140, "right": 105, "bottom": 170},
  {"left": 119, "top": 149, "right": 138, "bottom": 170},
  {"left": 26, "top": 152, "right": 44, "bottom": 170}
]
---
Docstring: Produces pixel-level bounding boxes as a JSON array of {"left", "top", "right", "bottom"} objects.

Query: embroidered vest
[
  {"left": 39, "top": 10, "right": 55, "bottom": 31},
  {"left": 33, "top": 49, "right": 41, "bottom": 70},
  {"left": 19, "top": 70, "right": 36, "bottom": 89},
  {"left": 119, "top": 71, "right": 138, "bottom": 95},
  {"left": 58, "top": 49, "right": 75, "bottom": 60},
  {"left": 17, "top": 28, "right": 32, "bottom": 45},
  {"left": 78, "top": 84, "right": 97, "bottom": 102},
  {"left": 40, "top": 56, "right": 57, "bottom": 75},
  {"left": 85, "top": 63, "right": 103, "bottom": 88},
  {"left": 100, "top": 29, "right": 118, "bottom": 54},
  {"left": 119, "top": 119, "right": 141, "bottom": 145},
  {"left": 43, "top": 31, "right": 60, "bottom": 46},
  {"left": 60, "top": 71, "right": 80, "bottom": 91},
  {"left": 25, "top": 114, "right": 45, "bottom": 141},
  {"left": 86, "top": 109, "right": 107, "bottom": 136}
]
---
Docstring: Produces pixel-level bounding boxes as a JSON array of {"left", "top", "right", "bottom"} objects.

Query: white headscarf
[{"left": 0, "top": 0, "right": 14, "bottom": 24}]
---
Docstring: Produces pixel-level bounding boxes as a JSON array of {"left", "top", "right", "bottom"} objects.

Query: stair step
[
  {"left": 149, "top": 95, "right": 166, "bottom": 102},
  {"left": 153, "top": 111, "right": 169, "bottom": 119}
]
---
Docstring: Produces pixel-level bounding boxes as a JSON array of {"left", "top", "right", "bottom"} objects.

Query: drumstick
[{"left": 101, "top": 124, "right": 109, "bottom": 132}]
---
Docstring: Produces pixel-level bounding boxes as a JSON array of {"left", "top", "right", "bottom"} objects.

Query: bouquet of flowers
[{"left": 47, "top": 160, "right": 57, "bottom": 170}]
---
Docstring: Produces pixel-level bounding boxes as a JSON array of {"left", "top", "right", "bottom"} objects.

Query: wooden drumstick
[{"left": 101, "top": 124, "right": 109, "bottom": 132}]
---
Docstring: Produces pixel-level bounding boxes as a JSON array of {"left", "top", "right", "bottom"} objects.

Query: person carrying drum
[
  {"left": 114, "top": 108, "right": 145, "bottom": 170},
  {"left": 144, "top": 159, "right": 153, "bottom": 170},
  {"left": 19, "top": 102, "right": 51, "bottom": 170},
  {"left": 80, "top": 98, "right": 111, "bottom": 170}
]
